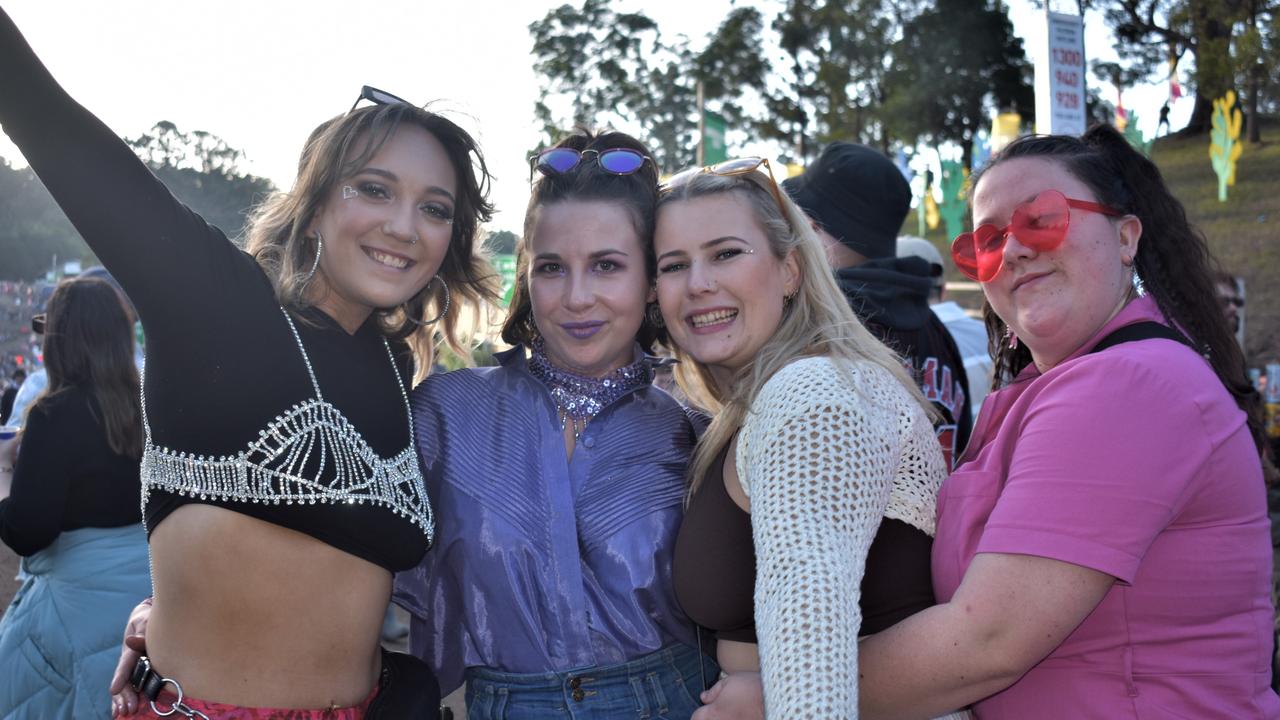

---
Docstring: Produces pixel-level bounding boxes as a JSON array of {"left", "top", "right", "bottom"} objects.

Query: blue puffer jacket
[{"left": 0, "top": 524, "right": 151, "bottom": 720}]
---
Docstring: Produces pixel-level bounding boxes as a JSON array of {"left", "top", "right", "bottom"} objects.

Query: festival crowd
[{"left": 0, "top": 5, "right": 1276, "bottom": 719}]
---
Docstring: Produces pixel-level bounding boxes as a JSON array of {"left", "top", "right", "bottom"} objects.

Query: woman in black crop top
[
  {"left": 0, "top": 277, "right": 152, "bottom": 719},
  {"left": 0, "top": 8, "right": 498, "bottom": 718}
]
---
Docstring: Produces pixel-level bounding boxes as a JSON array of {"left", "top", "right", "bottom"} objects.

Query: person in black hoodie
[{"left": 783, "top": 143, "right": 972, "bottom": 468}]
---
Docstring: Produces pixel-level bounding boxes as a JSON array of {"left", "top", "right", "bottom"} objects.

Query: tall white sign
[{"left": 1036, "top": 12, "right": 1086, "bottom": 136}]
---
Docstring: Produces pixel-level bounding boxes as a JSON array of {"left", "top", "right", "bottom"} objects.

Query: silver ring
[{"left": 150, "top": 678, "right": 184, "bottom": 716}]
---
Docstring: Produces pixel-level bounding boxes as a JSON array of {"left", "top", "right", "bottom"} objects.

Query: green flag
[
  {"left": 702, "top": 111, "right": 728, "bottom": 165},
  {"left": 494, "top": 254, "right": 519, "bottom": 307}
]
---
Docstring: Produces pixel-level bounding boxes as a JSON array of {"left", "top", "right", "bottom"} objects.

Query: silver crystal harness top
[{"left": 139, "top": 308, "right": 433, "bottom": 541}]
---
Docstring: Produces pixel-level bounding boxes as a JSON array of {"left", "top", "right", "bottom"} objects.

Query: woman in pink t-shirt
[
  {"left": 846, "top": 125, "right": 1280, "bottom": 718},
  {"left": 693, "top": 127, "right": 1277, "bottom": 720}
]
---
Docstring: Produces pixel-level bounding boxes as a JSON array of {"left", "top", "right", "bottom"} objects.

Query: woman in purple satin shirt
[{"left": 394, "top": 130, "right": 717, "bottom": 720}]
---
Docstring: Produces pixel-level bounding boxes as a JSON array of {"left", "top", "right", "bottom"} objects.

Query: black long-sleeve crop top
[
  {"left": 0, "top": 8, "right": 431, "bottom": 572},
  {"left": 0, "top": 386, "right": 143, "bottom": 556}
]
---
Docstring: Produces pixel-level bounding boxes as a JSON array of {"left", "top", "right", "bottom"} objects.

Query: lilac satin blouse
[{"left": 393, "top": 347, "right": 700, "bottom": 694}]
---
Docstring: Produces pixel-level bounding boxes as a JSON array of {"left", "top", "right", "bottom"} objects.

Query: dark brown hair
[
  {"left": 975, "top": 124, "right": 1265, "bottom": 454},
  {"left": 500, "top": 130, "right": 662, "bottom": 350},
  {"left": 31, "top": 277, "right": 142, "bottom": 458}
]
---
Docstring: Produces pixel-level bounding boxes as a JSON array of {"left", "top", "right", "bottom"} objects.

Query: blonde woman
[{"left": 653, "top": 159, "right": 960, "bottom": 719}]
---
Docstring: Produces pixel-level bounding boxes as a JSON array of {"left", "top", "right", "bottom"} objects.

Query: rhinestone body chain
[{"left": 139, "top": 308, "right": 433, "bottom": 538}]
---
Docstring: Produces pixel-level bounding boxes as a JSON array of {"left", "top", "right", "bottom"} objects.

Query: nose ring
[{"left": 383, "top": 222, "right": 418, "bottom": 245}]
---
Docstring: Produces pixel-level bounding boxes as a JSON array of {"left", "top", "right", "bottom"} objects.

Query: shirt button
[
  {"left": 569, "top": 677, "right": 581, "bottom": 689},
  {"left": 572, "top": 689, "right": 585, "bottom": 702},
  {"left": 581, "top": 436, "right": 595, "bottom": 448}
]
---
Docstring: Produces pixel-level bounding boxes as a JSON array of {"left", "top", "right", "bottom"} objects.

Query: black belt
[
  {"left": 131, "top": 649, "right": 444, "bottom": 718},
  {"left": 129, "top": 655, "right": 210, "bottom": 719}
]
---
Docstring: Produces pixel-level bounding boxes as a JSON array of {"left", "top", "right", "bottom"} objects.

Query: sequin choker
[{"left": 527, "top": 337, "right": 653, "bottom": 438}]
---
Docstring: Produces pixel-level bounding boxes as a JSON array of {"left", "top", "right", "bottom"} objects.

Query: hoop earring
[
  {"left": 406, "top": 275, "right": 451, "bottom": 326},
  {"left": 646, "top": 302, "right": 665, "bottom": 328},
  {"left": 304, "top": 232, "right": 323, "bottom": 284}
]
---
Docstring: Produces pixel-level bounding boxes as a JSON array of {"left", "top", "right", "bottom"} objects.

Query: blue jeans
[{"left": 464, "top": 644, "right": 718, "bottom": 720}]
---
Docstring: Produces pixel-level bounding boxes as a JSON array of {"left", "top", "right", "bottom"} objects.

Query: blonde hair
[
  {"left": 655, "top": 169, "right": 933, "bottom": 493},
  {"left": 244, "top": 103, "right": 499, "bottom": 383}
]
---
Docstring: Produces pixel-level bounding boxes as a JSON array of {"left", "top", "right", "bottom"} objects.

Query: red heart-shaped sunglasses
[{"left": 950, "top": 189, "right": 1122, "bottom": 282}]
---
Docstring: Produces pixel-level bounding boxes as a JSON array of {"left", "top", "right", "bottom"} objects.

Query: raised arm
[{"left": 0, "top": 7, "right": 244, "bottom": 320}]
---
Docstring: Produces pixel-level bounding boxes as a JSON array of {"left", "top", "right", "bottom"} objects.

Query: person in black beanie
[{"left": 783, "top": 142, "right": 972, "bottom": 467}]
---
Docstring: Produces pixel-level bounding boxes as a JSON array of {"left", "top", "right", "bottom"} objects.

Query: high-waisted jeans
[{"left": 464, "top": 644, "right": 718, "bottom": 720}]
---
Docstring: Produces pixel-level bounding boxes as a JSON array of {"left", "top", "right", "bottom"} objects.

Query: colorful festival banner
[
  {"left": 990, "top": 112, "right": 1022, "bottom": 154},
  {"left": 1209, "top": 91, "right": 1244, "bottom": 202},
  {"left": 937, "top": 160, "right": 968, "bottom": 240}
]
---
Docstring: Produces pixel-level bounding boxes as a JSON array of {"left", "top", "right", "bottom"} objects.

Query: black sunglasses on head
[
  {"left": 349, "top": 85, "right": 412, "bottom": 112},
  {"left": 31, "top": 313, "right": 45, "bottom": 335}
]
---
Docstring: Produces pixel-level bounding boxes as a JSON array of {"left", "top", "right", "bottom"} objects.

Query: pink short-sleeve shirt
[{"left": 933, "top": 296, "right": 1280, "bottom": 719}]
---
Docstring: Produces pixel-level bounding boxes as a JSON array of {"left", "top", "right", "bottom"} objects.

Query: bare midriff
[
  {"left": 717, "top": 639, "right": 761, "bottom": 674},
  {"left": 146, "top": 504, "right": 390, "bottom": 709}
]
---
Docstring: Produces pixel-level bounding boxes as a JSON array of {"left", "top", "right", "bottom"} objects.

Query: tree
[
  {"left": 128, "top": 120, "right": 246, "bottom": 176},
  {"left": 1, "top": 124, "right": 274, "bottom": 281},
  {"left": 689, "top": 7, "right": 773, "bottom": 157},
  {"left": 881, "top": 0, "right": 1034, "bottom": 165},
  {"left": 529, "top": 1, "right": 666, "bottom": 156},
  {"left": 1234, "top": 0, "right": 1278, "bottom": 141},
  {"left": 127, "top": 122, "right": 274, "bottom": 241},
  {"left": 0, "top": 158, "right": 95, "bottom": 280},
  {"left": 764, "top": 0, "right": 908, "bottom": 158},
  {"left": 529, "top": 0, "right": 1035, "bottom": 167},
  {"left": 529, "top": 0, "right": 918, "bottom": 166},
  {"left": 483, "top": 229, "right": 518, "bottom": 256},
  {"left": 529, "top": 0, "right": 769, "bottom": 170},
  {"left": 1094, "top": 0, "right": 1250, "bottom": 134}
]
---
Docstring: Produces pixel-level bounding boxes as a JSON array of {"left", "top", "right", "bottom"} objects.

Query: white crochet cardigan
[{"left": 736, "top": 355, "right": 947, "bottom": 719}]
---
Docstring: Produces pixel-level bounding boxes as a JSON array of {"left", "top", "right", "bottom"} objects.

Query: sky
[{"left": 0, "top": 0, "right": 1186, "bottom": 236}]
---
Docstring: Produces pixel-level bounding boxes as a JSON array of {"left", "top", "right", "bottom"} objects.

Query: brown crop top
[{"left": 672, "top": 439, "right": 936, "bottom": 643}]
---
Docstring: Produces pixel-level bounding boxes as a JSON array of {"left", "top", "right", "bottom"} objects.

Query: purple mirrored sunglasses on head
[{"left": 529, "top": 147, "right": 653, "bottom": 180}]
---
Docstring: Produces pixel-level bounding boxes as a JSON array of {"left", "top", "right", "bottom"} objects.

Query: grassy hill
[
  {"left": 1152, "top": 117, "right": 1279, "bottom": 367},
  {"left": 917, "top": 117, "right": 1280, "bottom": 368}
]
